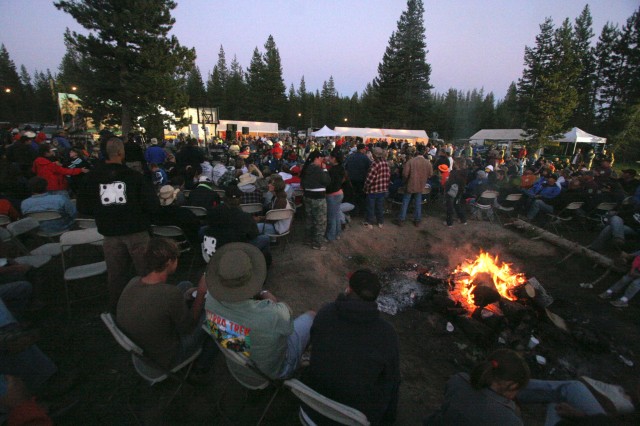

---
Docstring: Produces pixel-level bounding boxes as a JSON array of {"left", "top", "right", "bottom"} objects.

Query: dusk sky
[{"left": 1, "top": 0, "right": 637, "bottom": 101}]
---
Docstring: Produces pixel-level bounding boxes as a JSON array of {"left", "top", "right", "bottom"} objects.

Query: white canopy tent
[
  {"left": 468, "top": 129, "right": 527, "bottom": 145},
  {"left": 556, "top": 127, "right": 606, "bottom": 154},
  {"left": 311, "top": 125, "right": 339, "bottom": 137},
  {"left": 334, "top": 126, "right": 428, "bottom": 142}
]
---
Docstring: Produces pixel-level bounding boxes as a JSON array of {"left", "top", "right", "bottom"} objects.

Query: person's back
[
  {"left": 304, "top": 270, "right": 400, "bottom": 425},
  {"left": 21, "top": 177, "right": 76, "bottom": 233},
  {"left": 344, "top": 150, "right": 371, "bottom": 183}
]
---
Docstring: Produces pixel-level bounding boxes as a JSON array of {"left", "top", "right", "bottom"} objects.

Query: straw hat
[
  {"left": 205, "top": 243, "right": 267, "bottom": 302},
  {"left": 158, "top": 185, "right": 179, "bottom": 206},
  {"left": 237, "top": 173, "right": 257, "bottom": 187}
]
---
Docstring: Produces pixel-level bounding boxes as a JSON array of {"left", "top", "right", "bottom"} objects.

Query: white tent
[
  {"left": 334, "top": 127, "right": 384, "bottom": 138},
  {"left": 311, "top": 125, "right": 339, "bottom": 137},
  {"left": 468, "top": 129, "right": 527, "bottom": 145},
  {"left": 381, "top": 128, "right": 429, "bottom": 140},
  {"left": 334, "top": 126, "right": 428, "bottom": 141},
  {"left": 556, "top": 127, "right": 606, "bottom": 155}
]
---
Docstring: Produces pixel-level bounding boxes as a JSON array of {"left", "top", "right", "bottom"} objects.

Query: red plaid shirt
[{"left": 364, "top": 159, "right": 390, "bottom": 194}]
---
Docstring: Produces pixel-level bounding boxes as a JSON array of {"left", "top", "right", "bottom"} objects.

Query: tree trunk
[{"left": 506, "top": 219, "right": 626, "bottom": 274}]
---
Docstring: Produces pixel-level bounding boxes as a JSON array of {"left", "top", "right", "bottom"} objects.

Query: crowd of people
[{"left": 0, "top": 122, "right": 638, "bottom": 424}]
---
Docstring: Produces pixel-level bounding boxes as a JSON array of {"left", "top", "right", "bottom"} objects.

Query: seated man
[
  {"left": 526, "top": 178, "right": 585, "bottom": 222},
  {"left": 303, "top": 269, "right": 400, "bottom": 425},
  {"left": 20, "top": 177, "right": 76, "bottom": 234},
  {"left": 116, "top": 237, "right": 206, "bottom": 370},
  {"left": 203, "top": 243, "right": 314, "bottom": 386}
]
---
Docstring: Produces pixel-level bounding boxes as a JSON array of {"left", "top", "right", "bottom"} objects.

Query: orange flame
[{"left": 450, "top": 251, "right": 526, "bottom": 312}]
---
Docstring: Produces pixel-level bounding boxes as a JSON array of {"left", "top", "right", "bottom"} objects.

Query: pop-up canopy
[
  {"left": 311, "top": 125, "right": 339, "bottom": 137},
  {"left": 556, "top": 127, "right": 606, "bottom": 154}
]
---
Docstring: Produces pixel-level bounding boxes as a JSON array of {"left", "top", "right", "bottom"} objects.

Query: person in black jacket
[
  {"left": 304, "top": 269, "right": 400, "bottom": 425},
  {"left": 77, "top": 138, "right": 159, "bottom": 312}
]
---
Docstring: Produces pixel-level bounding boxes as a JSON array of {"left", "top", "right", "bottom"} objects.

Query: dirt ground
[{"left": 28, "top": 199, "right": 639, "bottom": 425}]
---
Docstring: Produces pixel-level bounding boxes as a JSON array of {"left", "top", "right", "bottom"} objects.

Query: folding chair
[
  {"left": 60, "top": 228, "right": 107, "bottom": 316},
  {"left": 150, "top": 225, "right": 195, "bottom": 273},
  {"left": 284, "top": 378, "right": 370, "bottom": 426},
  {"left": 293, "top": 189, "right": 304, "bottom": 211},
  {"left": 0, "top": 215, "right": 11, "bottom": 226},
  {"left": 261, "top": 208, "right": 295, "bottom": 255},
  {"left": 545, "top": 201, "right": 585, "bottom": 236},
  {"left": 472, "top": 190, "right": 500, "bottom": 223},
  {"left": 240, "top": 203, "right": 264, "bottom": 215},
  {"left": 100, "top": 313, "right": 201, "bottom": 403},
  {"left": 0, "top": 226, "right": 51, "bottom": 268},
  {"left": 181, "top": 205, "right": 207, "bottom": 218},
  {"left": 24, "top": 211, "right": 69, "bottom": 240},
  {"left": 497, "top": 193, "right": 523, "bottom": 218},
  {"left": 5, "top": 217, "right": 69, "bottom": 257},
  {"left": 586, "top": 202, "right": 618, "bottom": 229},
  {"left": 207, "top": 332, "right": 282, "bottom": 425},
  {"left": 75, "top": 218, "right": 97, "bottom": 229}
]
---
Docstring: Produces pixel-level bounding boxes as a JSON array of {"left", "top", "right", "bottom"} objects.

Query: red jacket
[{"left": 32, "top": 157, "right": 83, "bottom": 191}]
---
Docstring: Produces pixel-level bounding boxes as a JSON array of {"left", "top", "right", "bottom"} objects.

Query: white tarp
[
  {"left": 311, "top": 125, "right": 339, "bottom": 137},
  {"left": 334, "top": 127, "right": 428, "bottom": 141},
  {"left": 556, "top": 127, "right": 606, "bottom": 144}
]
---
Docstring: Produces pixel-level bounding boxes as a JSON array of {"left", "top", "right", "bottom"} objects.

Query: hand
[
  {"left": 257, "top": 290, "right": 277, "bottom": 303},
  {"left": 81, "top": 168, "right": 90, "bottom": 173},
  {"left": 183, "top": 287, "right": 198, "bottom": 301}
]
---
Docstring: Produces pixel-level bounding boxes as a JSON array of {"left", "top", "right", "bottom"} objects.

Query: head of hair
[
  {"left": 453, "top": 157, "right": 467, "bottom": 170},
  {"left": 105, "top": 138, "right": 124, "bottom": 160},
  {"left": 224, "top": 184, "right": 242, "bottom": 207},
  {"left": 487, "top": 171, "right": 497, "bottom": 184},
  {"left": 143, "top": 238, "right": 179, "bottom": 275},
  {"left": 470, "top": 349, "right": 530, "bottom": 391},
  {"left": 330, "top": 147, "right": 344, "bottom": 164},
  {"left": 349, "top": 269, "right": 381, "bottom": 301},
  {"left": 38, "top": 143, "right": 52, "bottom": 157},
  {"left": 28, "top": 176, "right": 48, "bottom": 194},
  {"left": 270, "top": 176, "right": 286, "bottom": 192}
]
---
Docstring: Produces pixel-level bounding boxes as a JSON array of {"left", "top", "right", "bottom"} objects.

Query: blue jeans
[
  {"left": 257, "top": 223, "right": 277, "bottom": 235},
  {"left": 398, "top": 192, "right": 422, "bottom": 222},
  {"left": 0, "top": 281, "right": 32, "bottom": 318},
  {"left": 589, "top": 215, "right": 638, "bottom": 251},
  {"left": 517, "top": 379, "right": 605, "bottom": 426},
  {"left": 607, "top": 274, "right": 640, "bottom": 301},
  {"left": 278, "top": 312, "right": 314, "bottom": 379},
  {"left": 0, "top": 298, "right": 57, "bottom": 391},
  {"left": 326, "top": 193, "right": 343, "bottom": 241},
  {"left": 366, "top": 193, "right": 386, "bottom": 225},
  {"left": 527, "top": 199, "right": 554, "bottom": 221}
]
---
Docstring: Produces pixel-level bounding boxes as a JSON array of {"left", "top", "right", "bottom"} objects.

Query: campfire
[{"left": 449, "top": 251, "right": 528, "bottom": 315}]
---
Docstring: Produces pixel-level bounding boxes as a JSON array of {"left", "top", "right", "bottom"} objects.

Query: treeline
[{"left": 0, "top": 1, "right": 638, "bottom": 158}]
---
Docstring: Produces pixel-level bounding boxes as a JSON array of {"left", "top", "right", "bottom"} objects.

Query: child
[{"left": 599, "top": 253, "right": 640, "bottom": 308}]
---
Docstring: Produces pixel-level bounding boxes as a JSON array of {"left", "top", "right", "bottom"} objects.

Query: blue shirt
[{"left": 21, "top": 193, "right": 77, "bottom": 233}]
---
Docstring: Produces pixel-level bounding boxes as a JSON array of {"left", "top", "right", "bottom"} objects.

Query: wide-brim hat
[
  {"left": 238, "top": 173, "right": 257, "bottom": 187},
  {"left": 159, "top": 185, "right": 178, "bottom": 206},
  {"left": 372, "top": 147, "right": 385, "bottom": 158},
  {"left": 205, "top": 243, "right": 267, "bottom": 303}
]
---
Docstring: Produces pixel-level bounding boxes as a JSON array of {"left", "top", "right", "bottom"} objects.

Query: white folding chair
[
  {"left": 150, "top": 225, "right": 195, "bottom": 273},
  {"left": 261, "top": 208, "right": 295, "bottom": 254},
  {"left": 24, "top": 210, "right": 68, "bottom": 240},
  {"left": 181, "top": 205, "right": 208, "bottom": 218},
  {"left": 0, "top": 214, "right": 11, "bottom": 226},
  {"left": 100, "top": 313, "right": 201, "bottom": 406},
  {"left": 497, "top": 193, "right": 523, "bottom": 218},
  {"left": 5, "top": 217, "right": 69, "bottom": 257},
  {"left": 75, "top": 218, "right": 97, "bottom": 229},
  {"left": 60, "top": 228, "right": 107, "bottom": 316},
  {"left": 284, "top": 378, "right": 370, "bottom": 426},
  {"left": 240, "top": 203, "right": 264, "bottom": 214},
  {"left": 546, "top": 201, "right": 585, "bottom": 236},
  {"left": 472, "top": 190, "right": 500, "bottom": 223}
]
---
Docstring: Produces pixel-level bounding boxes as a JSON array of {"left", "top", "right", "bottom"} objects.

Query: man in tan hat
[
  {"left": 236, "top": 172, "right": 263, "bottom": 204},
  {"left": 363, "top": 147, "right": 390, "bottom": 229},
  {"left": 203, "top": 243, "right": 315, "bottom": 384},
  {"left": 394, "top": 146, "right": 432, "bottom": 227}
]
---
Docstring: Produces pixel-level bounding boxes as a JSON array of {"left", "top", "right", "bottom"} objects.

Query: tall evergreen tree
[
  {"left": 206, "top": 45, "right": 228, "bottom": 114},
  {"left": 593, "top": 23, "right": 624, "bottom": 132},
  {"left": 245, "top": 47, "right": 266, "bottom": 120},
  {"left": 495, "top": 82, "right": 521, "bottom": 128},
  {"left": 572, "top": 5, "right": 596, "bottom": 129},
  {"left": 225, "top": 55, "right": 248, "bottom": 120},
  {"left": 262, "top": 35, "right": 287, "bottom": 123},
  {"left": 55, "top": 0, "right": 195, "bottom": 139},
  {"left": 0, "top": 45, "right": 26, "bottom": 123},
  {"left": 372, "top": 0, "right": 431, "bottom": 128},
  {"left": 33, "top": 70, "right": 58, "bottom": 125},
  {"left": 19, "top": 66, "right": 36, "bottom": 122},
  {"left": 185, "top": 65, "right": 206, "bottom": 107}
]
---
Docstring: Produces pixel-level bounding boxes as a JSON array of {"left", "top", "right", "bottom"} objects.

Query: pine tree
[
  {"left": 572, "top": 5, "right": 596, "bottom": 129},
  {"left": 19, "top": 66, "right": 35, "bottom": 122},
  {"left": 33, "top": 70, "right": 58, "bottom": 125},
  {"left": 262, "top": 35, "right": 287, "bottom": 123},
  {"left": 245, "top": 47, "right": 265, "bottom": 120},
  {"left": 185, "top": 66, "right": 206, "bottom": 107},
  {"left": 206, "top": 45, "right": 228, "bottom": 114},
  {"left": 495, "top": 82, "right": 521, "bottom": 128},
  {"left": 593, "top": 23, "right": 624, "bottom": 132},
  {"left": 372, "top": 0, "right": 431, "bottom": 128},
  {"left": 0, "top": 44, "right": 26, "bottom": 123},
  {"left": 55, "top": 0, "right": 196, "bottom": 139},
  {"left": 225, "top": 55, "right": 248, "bottom": 120}
]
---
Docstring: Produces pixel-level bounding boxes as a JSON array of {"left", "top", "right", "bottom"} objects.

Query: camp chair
[
  {"left": 240, "top": 203, "right": 264, "bottom": 215},
  {"left": 60, "top": 228, "right": 107, "bottom": 316},
  {"left": 24, "top": 211, "right": 69, "bottom": 240},
  {"left": 203, "top": 322, "right": 283, "bottom": 425},
  {"left": 100, "top": 313, "right": 201, "bottom": 404},
  {"left": 545, "top": 201, "right": 584, "bottom": 236},
  {"left": 497, "top": 193, "right": 523, "bottom": 218},
  {"left": 261, "top": 208, "right": 295, "bottom": 254},
  {"left": 284, "top": 379, "right": 370, "bottom": 426},
  {"left": 5, "top": 217, "right": 69, "bottom": 257},
  {"left": 472, "top": 190, "right": 500, "bottom": 223}
]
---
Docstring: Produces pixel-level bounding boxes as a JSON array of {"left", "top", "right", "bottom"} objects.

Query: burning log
[
  {"left": 454, "top": 316, "right": 496, "bottom": 347},
  {"left": 471, "top": 286, "right": 501, "bottom": 307},
  {"left": 506, "top": 219, "right": 626, "bottom": 274}
]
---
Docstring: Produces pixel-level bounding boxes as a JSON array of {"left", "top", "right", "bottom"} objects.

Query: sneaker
[
  {"left": 312, "top": 244, "right": 327, "bottom": 251},
  {"left": 392, "top": 219, "right": 404, "bottom": 227},
  {"left": 362, "top": 222, "right": 373, "bottom": 230},
  {"left": 598, "top": 291, "right": 612, "bottom": 300},
  {"left": 377, "top": 223, "right": 384, "bottom": 229},
  {"left": 610, "top": 299, "right": 628, "bottom": 308},
  {"left": 462, "top": 222, "right": 468, "bottom": 225}
]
